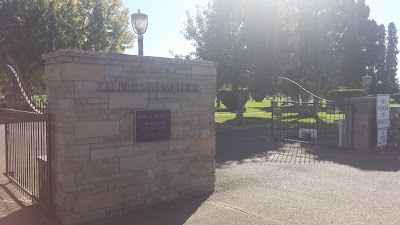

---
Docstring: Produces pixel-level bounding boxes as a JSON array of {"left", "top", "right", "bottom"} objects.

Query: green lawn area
[
  {"left": 216, "top": 99, "right": 346, "bottom": 126},
  {"left": 215, "top": 99, "right": 272, "bottom": 125},
  {"left": 215, "top": 111, "right": 273, "bottom": 126},
  {"left": 216, "top": 99, "right": 272, "bottom": 114}
]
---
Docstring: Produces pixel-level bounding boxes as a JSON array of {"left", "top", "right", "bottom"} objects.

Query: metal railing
[
  {"left": 2, "top": 56, "right": 52, "bottom": 212},
  {"left": 271, "top": 98, "right": 353, "bottom": 148},
  {"left": 3, "top": 108, "right": 52, "bottom": 210}
]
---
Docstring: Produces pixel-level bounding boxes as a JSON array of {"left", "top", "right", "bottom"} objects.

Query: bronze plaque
[{"left": 135, "top": 110, "right": 171, "bottom": 142}]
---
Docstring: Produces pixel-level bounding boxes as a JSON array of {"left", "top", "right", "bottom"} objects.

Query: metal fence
[
  {"left": 271, "top": 98, "right": 353, "bottom": 148},
  {"left": 3, "top": 108, "right": 52, "bottom": 209},
  {"left": 2, "top": 56, "right": 52, "bottom": 212},
  {"left": 388, "top": 107, "right": 400, "bottom": 150}
]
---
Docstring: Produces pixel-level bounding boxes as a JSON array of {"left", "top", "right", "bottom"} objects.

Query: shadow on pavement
[
  {"left": 0, "top": 184, "right": 57, "bottom": 225},
  {"left": 216, "top": 127, "right": 400, "bottom": 172},
  {"left": 100, "top": 194, "right": 211, "bottom": 225},
  {"left": 306, "top": 145, "right": 400, "bottom": 172},
  {"left": 216, "top": 127, "right": 282, "bottom": 166},
  {"left": 0, "top": 182, "right": 210, "bottom": 225}
]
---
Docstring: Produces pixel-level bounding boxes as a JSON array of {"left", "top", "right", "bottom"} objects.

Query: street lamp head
[{"left": 131, "top": 9, "right": 148, "bottom": 37}]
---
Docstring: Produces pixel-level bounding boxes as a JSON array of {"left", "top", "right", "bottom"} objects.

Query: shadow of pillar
[{"left": 0, "top": 184, "right": 58, "bottom": 225}]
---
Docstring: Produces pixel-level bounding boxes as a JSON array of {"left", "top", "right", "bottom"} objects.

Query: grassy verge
[
  {"left": 216, "top": 99, "right": 343, "bottom": 127},
  {"left": 216, "top": 99, "right": 272, "bottom": 114}
]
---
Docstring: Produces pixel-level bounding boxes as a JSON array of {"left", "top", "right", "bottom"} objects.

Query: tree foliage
[
  {"left": 183, "top": 0, "right": 246, "bottom": 89},
  {"left": 217, "top": 88, "right": 249, "bottom": 111},
  {"left": 183, "top": 0, "right": 399, "bottom": 98},
  {"left": 386, "top": 22, "right": 399, "bottom": 94},
  {"left": 0, "top": 0, "right": 134, "bottom": 93}
]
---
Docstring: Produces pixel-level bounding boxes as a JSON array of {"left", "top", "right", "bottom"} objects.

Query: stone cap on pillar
[
  {"left": 346, "top": 96, "right": 377, "bottom": 103},
  {"left": 41, "top": 50, "right": 217, "bottom": 67}
]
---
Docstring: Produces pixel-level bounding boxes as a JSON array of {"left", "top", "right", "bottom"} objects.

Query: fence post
[
  {"left": 3, "top": 108, "right": 9, "bottom": 174},
  {"left": 271, "top": 99, "right": 274, "bottom": 140},
  {"left": 338, "top": 118, "right": 345, "bottom": 147}
]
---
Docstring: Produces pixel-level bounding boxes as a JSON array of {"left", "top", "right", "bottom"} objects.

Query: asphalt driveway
[
  {"left": 108, "top": 127, "right": 400, "bottom": 225},
  {"left": 212, "top": 127, "right": 400, "bottom": 225},
  {"left": 1, "top": 126, "right": 400, "bottom": 225}
]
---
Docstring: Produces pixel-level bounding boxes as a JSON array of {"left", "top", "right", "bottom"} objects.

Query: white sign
[
  {"left": 377, "top": 94, "right": 390, "bottom": 129},
  {"left": 377, "top": 129, "right": 387, "bottom": 147}
]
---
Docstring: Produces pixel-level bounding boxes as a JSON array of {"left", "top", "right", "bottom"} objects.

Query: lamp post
[
  {"left": 131, "top": 10, "right": 148, "bottom": 56},
  {"left": 362, "top": 75, "right": 372, "bottom": 96}
]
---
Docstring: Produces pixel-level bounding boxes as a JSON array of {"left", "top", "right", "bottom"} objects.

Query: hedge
[
  {"left": 327, "top": 89, "right": 365, "bottom": 102},
  {"left": 251, "top": 92, "right": 266, "bottom": 102},
  {"left": 393, "top": 93, "right": 400, "bottom": 103},
  {"left": 217, "top": 88, "right": 249, "bottom": 111}
]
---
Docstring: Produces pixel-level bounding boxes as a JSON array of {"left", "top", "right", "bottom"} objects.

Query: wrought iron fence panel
[
  {"left": 271, "top": 98, "right": 353, "bottom": 148},
  {"left": 2, "top": 56, "right": 52, "bottom": 212},
  {"left": 388, "top": 107, "right": 400, "bottom": 149}
]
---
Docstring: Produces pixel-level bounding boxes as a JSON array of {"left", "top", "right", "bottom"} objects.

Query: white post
[{"left": 339, "top": 118, "right": 345, "bottom": 147}]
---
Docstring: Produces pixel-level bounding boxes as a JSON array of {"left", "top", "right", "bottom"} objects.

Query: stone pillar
[
  {"left": 43, "top": 50, "right": 217, "bottom": 225},
  {"left": 344, "top": 97, "right": 377, "bottom": 151}
]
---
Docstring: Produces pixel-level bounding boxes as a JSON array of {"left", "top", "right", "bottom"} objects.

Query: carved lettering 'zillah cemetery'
[{"left": 96, "top": 81, "right": 200, "bottom": 92}]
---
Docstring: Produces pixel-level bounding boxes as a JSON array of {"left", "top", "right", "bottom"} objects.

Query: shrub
[
  {"left": 327, "top": 89, "right": 365, "bottom": 103},
  {"left": 217, "top": 88, "right": 249, "bottom": 112},
  {"left": 250, "top": 92, "right": 265, "bottom": 102},
  {"left": 393, "top": 93, "right": 400, "bottom": 103}
]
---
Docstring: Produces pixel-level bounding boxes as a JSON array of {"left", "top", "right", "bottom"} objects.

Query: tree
[
  {"left": 284, "top": 0, "right": 340, "bottom": 100},
  {"left": 184, "top": 0, "right": 396, "bottom": 102},
  {"left": 371, "top": 24, "right": 387, "bottom": 95},
  {"left": 243, "top": 0, "right": 283, "bottom": 99},
  {"left": 0, "top": 0, "right": 134, "bottom": 94},
  {"left": 183, "top": 0, "right": 246, "bottom": 89},
  {"left": 386, "top": 22, "right": 399, "bottom": 94},
  {"left": 335, "top": 0, "right": 367, "bottom": 88}
]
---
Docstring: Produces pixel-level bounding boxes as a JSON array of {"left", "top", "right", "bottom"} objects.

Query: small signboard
[
  {"left": 377, "top": 94, "right": 390, "bottom": 148},
  {"left": 135, "top": 110, "right": 171, "bottom": 143},
  {"left": 377, "top": 94, "right": 390, "bottom": 130},
  {"left": 377, "top": 129, "right": 387, "bottom": 147}
]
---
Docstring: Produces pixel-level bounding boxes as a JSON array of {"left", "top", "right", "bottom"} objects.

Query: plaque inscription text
[{"left": 135, "top": 110, "right": 171, "bottom": 142}]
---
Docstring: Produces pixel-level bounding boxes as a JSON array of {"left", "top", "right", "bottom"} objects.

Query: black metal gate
[
  {"left": 271, "top": 97, "right": 353, "bottom": 148},
  {"left": 2, "top": 56, "right": 52, "bottom": 211}
]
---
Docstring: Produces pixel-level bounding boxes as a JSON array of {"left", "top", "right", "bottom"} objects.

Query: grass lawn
[
  {"left": 216, "top": 97, "right": 400, "bottom": 126},
  {"left": 215, "top": 99, "right": 273, "bottom": 125},
  {"left": 215, "top": 99, "right": 346, "bottom": 126},
  {"left": 216, "top": 99, "right": 272, "bottom": 114},
  {"left": 215, "top": 111, "right": 273, "bottom": 126}
]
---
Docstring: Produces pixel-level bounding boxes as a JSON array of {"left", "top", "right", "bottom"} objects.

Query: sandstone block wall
[
  {"left": 345, "top": 97, "right": 377, "bottom": 151},
  {"left": 42, "top": 50, "right": 216, "bottom": 225}
]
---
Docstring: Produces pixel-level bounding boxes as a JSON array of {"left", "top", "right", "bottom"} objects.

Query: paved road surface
[{"left": 1, "top": 126, "right": 400, "bottom": 225}]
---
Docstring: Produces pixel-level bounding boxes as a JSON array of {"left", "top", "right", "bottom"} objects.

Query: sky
[
  {"left": 122, "top": 0, "right": 207, "bottom": 57},
  {"left": 367, "top": 0, "right": 400, "bottom": 31},
  {"left": 122, "top": 0, "right": 400, "bottom": 58}
]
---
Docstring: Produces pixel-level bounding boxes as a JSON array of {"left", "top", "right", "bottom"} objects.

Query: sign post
[{"left": 376, "top": 94, "right": 390, "bottom": 150}]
